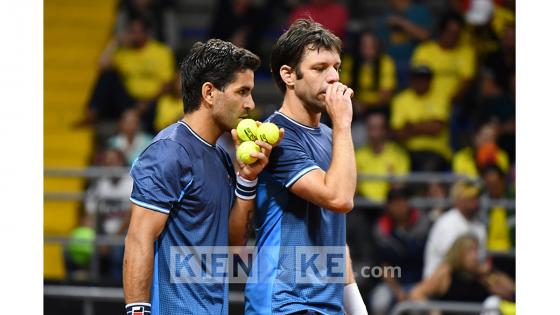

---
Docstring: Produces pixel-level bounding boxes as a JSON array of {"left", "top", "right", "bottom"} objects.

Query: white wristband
[
  {"left": 343, "top": 283, "right": 368, "bottom": 315},
  {"left": 236, "top": 174, "right": 258, "bottom": 200}
]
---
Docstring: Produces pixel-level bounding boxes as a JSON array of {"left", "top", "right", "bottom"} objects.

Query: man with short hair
[
  {"left": 123, "top": 39, "right": 275, "bottom": 315},
  {"left": 244, "top": 19, "right": 367, "bottom": 315}
]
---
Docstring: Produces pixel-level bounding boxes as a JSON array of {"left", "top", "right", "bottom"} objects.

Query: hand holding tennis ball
[
  {"left": 234, "top": 119, "right": 284, "bottom": 166},
  {"left": 236, "top": 141, "right": 261, "bottom": 165}
]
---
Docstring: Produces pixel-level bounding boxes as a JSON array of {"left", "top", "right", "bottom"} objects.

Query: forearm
[
  {"left": 325, "top": 125, "right": 356, "bottom": 211},
  {"left": 123, "top": 234, "right": 155, "bottom": 303},
  {"left": 229, "top": 198, "right": 255, "bottom": 246},
  {"left": 98, "top": 38, "right": 119, "bottom": 69},
  {"left": 399, "top": 19, "right": 430, "bottom": 41}
]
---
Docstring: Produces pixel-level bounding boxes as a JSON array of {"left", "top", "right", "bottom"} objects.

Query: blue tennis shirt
[
  {"left": 244, "top": 111, "right": 346, "bottom": 315},
  {"left": 130, "top": 121, "right": 235, "bottom": 315}
]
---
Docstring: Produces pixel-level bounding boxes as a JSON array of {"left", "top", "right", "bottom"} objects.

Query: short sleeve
[
  {"left": 390, "top": 93, "right": 408, "bottom": 130},
  {"left": 458, "top": 46, "right": 476, "bottom": 80},
  {"left": 380, "top": 55, "right": 397, "bottom": 90},
  {"left": 267, "top": 135, "right": 320, "bottom": 188},
  {"left": 159, "top": 46, "right": 175, "bottom": 82},
  {"left": 129, "top": 139, "right": 191, "bottom": 214}
]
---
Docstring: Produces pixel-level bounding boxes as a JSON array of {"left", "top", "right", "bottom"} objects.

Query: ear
[
  {"left": 280, "top": 65, "right": 296, "bottom": 89},
  {"left": 201, "top": 82, "right": 215, "bottom": 106}
]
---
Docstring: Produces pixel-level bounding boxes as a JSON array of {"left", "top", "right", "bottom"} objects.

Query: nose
[
  {"left": 244, "top": 96, "right": 255, "bottom": 111},
  {"left": 326, "top": 66, "right": 339, "bottom": 84}
]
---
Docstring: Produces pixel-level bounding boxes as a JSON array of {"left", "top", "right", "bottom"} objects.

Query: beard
[{"left": 295, "top": 88, "right": 326, "bottom": 114}]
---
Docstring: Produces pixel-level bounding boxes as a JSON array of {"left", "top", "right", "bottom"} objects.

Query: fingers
[
  {"left": 231, "top": 129, "right": 241, "bottom": 147},
  {"left": 275, "top": 128, "right": 285, "bottom": 147},
  {"left": 255, "top": 140, "right": 272, "bottom": 157},
  {"left": 343, "top": 87, "right": 354, "bottom": 98}
]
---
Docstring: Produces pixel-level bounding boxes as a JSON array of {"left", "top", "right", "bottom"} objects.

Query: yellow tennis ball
[
  {"left": 258, "top": 122, "right": 280, "bottom": 145},
  {"left": 236, "top": 141, "right": 261, "bottom": 164},
  {"left": 236, "top": 118, "right": 258, "bottom": 142}
]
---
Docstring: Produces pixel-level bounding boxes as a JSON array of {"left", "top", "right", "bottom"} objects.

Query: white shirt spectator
[
  {"left": 85, "top": 176, "right": 133, "bottom": 235},
  {"left": 423, "top": 208, "right": 486, "bottom": 278}
]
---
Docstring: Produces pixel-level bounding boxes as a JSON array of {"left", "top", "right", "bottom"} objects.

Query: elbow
[{"left": 329, "top": 197, "right": 354, "bottom": 213}]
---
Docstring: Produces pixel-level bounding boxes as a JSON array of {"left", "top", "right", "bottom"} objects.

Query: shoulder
[
  {"left": 394, "top": 89, "right": 413, "bottom": 104},
  {"left": 385, "top": 141, "right": 407, "bottom": 154},
  {"left": 381, "top": 54, "right": 396, "bottom": 68},
  {"left": 147, "top": 40, "right": 173, "bottom": 55},
  {"left": 415, "top": 41, "right": 436, "bottom": 53}
]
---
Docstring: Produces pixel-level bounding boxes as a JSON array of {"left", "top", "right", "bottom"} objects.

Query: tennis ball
[
  {"left": 236, "top": 141, "right": 261, "bottom": 164},
  {"left": 236, "top": 118, "right": 258, "bottom": 142},
  {"left": 258, "top": 122, "right": 280, "bottom": 145},
  {"left": 67, "top": 226, "right": 95, "bottom": 267}
]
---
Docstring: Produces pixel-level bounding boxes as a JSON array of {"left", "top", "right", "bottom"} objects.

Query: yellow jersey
[
  {"left": 113, "top": 40, "right": 175, "bottom": 101},
  {"left": 391, "top": 88, "right": 452, "bottom": 159},
  {"left": 155, "top": 94, "right": 184, "bottom": 131},
  {"left": 411, "top": 41, "right": 475, "bottom": 101},
  {"left": 356, "top": 142, "right": 410, "bottom": 202},
  {"left": 452, "top": 147, "right": 510, "bottom": 178},
  {"left": 340, "top": 54, "right": 396, "bottom": 106}
]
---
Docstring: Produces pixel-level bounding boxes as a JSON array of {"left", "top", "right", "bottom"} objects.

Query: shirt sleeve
[
  {"left": 267, "top": 134, "right": 321, "bottom": 188},
  {"left": 458, "top": 46, "right": 476, "bottom": 80},
  {"left": 380, "top": 56, "right": 397, "bottom": 91},
  {"left": 390, "top": 94, "right": 408, "bottom": 130},
  {"left": 129, "top": 139, "right": 191, "bottom": 214}
]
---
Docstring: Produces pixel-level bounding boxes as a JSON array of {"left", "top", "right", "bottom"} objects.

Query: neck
[
  {"left": 370, "top": 141, "right": 385, "bottom": 153},
  {"left": 182, "top": 110, "right": 222, "bottom": 145},
  {"left": 279, "top": 90, "right": 322, "bottom": 127},
  {"left": 457, "top": 207, "right": 474, "bottom": 220}
]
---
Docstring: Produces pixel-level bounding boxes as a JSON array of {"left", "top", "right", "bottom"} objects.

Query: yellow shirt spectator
[
  {"left": 411, "top": 41, "right": 475, "bottom": 100},
  {"left": 340, "top": 54, "right": 396, "bottom": 106},
  {"left": 452, "top": 147, "right": 509, "bottom": 178},
  {"left": 155, "top": 95, "right": 184, "bottom": 131},
  {"left": 391, "top": 89, "right": 452, "bottom": 160},
  {"left": 112, "top": 40, "right": 175, "bottom": 101},
  {"left": 356, "top": 142, "right": 410, "bottom": 202}
]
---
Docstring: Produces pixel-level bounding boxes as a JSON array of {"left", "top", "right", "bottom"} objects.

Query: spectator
[
  {"left": 288, "top": 0, "right": 348, "bottom": 39},
  {"left": 475, "top": 67, "right": 515, "bottom": 161},
  {"left": 108, "top": 109, "right": 153, "bottom": 165},
  {"left": 411, "top": 234, "right": 515, "bottom": 303},
  {"left": 462, "top": 0, "right": 500, "bottom": 60},
  {"left": 452, "top": 121, "right": 509, "bottom": 178},
  {"left": 154, "top": 73, "right": 183, "bottom": 131},
  {"left": 340, "top": 31, "right": 397, "bottom": 115},
  {"left": 411, "top": 12, "right": 475, "bottom": 104},
  {"left": 481, "top": 164, "right": 514, "bottom": 252},
  {"left": 80, "top": 14, "right": 175, "bottom": 131},
  {"left": 391, "top": 65, "right": 452, "bottom": 171},
  {"left": 484, "top": 23, "right": 515, "bottom": 93},
  {"left": 423, "top": 181, "right": 486, "bottom": 278},
  {"left": 208, "top": 0, "right": 266, "bottom": 52},
  {"left": 84, "top": 148, "right": 133, "bottom": 281},
  {"left": 369, "top": 187, "right": 430, "bottom": 315},
  {"left": 115, "top": 0, "right": 179, "bottom": 51},
  {"left": 356, "top": 110, "right": 410, "bottom": 203},
  {"left": 377, "top": 0, "right": 433, "bottom": 88}
]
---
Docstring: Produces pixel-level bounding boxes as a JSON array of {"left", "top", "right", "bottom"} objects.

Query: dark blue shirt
[
  {"left": 130, "top": 121, "right": 235, "bottom": 315},
  {"left": 245, "top": 112, "right": 346, "bottom": 315}
]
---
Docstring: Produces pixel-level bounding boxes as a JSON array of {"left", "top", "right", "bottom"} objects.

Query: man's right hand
[{"left": 324, "top": 82, "right": 354, "bottom": 129}]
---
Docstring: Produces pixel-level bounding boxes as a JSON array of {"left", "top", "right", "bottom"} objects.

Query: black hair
[
  {"left": 270, "top": 19, "right": 342, "bottom": 93},
  {"left": 479, "top": 163, "right": 506, "bottom": 179},
  {"left": 180, "top": 39, "right": 261, "bottom": 113},
  {"left": 437, "top": 11, "right": 465, "bottom": 35},
  {"left": 128, "top": 12, "right": 154, "bottom": 31},
  {"left": 351, "top": 30, "right": 383, "bottom": 92}
]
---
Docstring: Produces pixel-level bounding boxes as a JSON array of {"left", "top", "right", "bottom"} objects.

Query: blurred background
[{"left": 44, "top": 0, "right": 515, "bottom": 314}]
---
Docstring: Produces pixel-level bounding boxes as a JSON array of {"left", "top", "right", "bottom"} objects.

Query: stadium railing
[{"left": 44, "top": 167, "right": 516, "bottom": 313}]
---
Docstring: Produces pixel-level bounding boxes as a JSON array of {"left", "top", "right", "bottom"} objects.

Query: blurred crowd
[{"left": 67, "top": 0, "right": 516, "bottom": 313}]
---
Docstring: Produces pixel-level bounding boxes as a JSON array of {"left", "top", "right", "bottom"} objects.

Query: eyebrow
[{"left": 311, "top": 62, "right": 341, "bottom": 67}]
